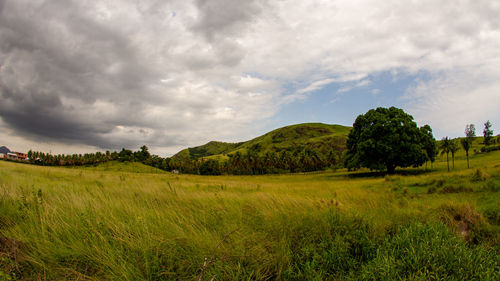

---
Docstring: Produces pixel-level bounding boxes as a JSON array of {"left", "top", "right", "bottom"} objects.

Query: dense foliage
[
  {"left": 23, "top": 124, "right": 349, "bottom": 175},
  {"left": 344, "top": 107, "right": 435, "bottom": 174},
  {"left": 484, "top": 120, "right": 494, "bottom": 146}
]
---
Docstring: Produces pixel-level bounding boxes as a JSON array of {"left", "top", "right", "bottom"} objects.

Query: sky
[{"left": 1, "top": 0, "right": 499, "bottom": 156}]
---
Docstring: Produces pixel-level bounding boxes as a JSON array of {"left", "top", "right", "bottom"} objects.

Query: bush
[
  {"left": 438, "top": 204, "right": 496, "bottom": 244},
  {"left": 427, "top": 186, "right": 437, "bottom": 194},
  {"left": 480, "top": 145, "right": 500, "bottom": 153},
  {"left": 439, "top": 184, "right": 472, "bottom": 194},
  {"left": 483, "top": 207, "right": 500, "bottom": 225},
  {"left": 472, "top": 169, "right": 487, "bottom": 182}
]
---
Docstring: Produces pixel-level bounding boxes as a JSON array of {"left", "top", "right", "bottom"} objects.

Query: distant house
[
  {"left": 0, "top": 153, "right": 5, "bottom": 159},
  {"left": 5, "top": 152, "right": 28, "bottom": 161},
  {"left": 16, "top": 152, "right": 28, "bottom": 160},
  {"left": 6, "top": 152, "right": 19, "bottom": 160}
]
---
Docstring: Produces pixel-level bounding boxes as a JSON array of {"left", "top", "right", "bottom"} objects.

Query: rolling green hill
[
  {"left": 172, "top": 123, "right": 351, "bottom": 160},
  {"left": 172, "top": 141, "right": 244, "bottom": 160}
]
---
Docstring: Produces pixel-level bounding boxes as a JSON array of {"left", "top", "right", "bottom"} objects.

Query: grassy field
[{"left": 1, "top": 147, "right": 500, "bottom": 280}]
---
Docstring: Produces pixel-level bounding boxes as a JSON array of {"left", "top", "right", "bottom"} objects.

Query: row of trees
[
  {"left": 157, "top": 148, "right": 343, "bottom": 175},
  {"left": 23, "top": 107, "right": 495, "bottom": 175},
  {"left": 26, "top": 144, "right": 342, "bottom": 175},
  {"left": 27, "top": 145, "right": 154, "bottom": 167},
  {"left": 344, "top": 107, "right": 496, "bottom": 174},
  {"left": 440, "top": 121, "right": 495, "bottom": 171},
  {"left": 27, "top": 150, "right": 115, "bottom": 166}
]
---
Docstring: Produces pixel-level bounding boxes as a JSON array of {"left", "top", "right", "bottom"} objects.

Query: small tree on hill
[
  {"left": 483, "top": 120, "right": 493, "bottom": 145},
  {"left": 344, "top": 107, "right": 428, "bottom": 174},
  {"left": 449, "top": 139, "right": 460, "bottom": 169},
  {"left": 440, "top": 137, "right": 451, "bottom": 172},
  {"left": 461, "top": 124, "right": 475, "bottom": 168}
]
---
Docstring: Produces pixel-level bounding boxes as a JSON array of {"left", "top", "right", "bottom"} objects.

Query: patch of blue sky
[{"left": 270, "top": 70, "right": 433, "bottom": 130}]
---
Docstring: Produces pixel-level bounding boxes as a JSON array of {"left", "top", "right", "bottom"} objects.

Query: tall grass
[{"left": 0, "top": 150, "right": 499, "bottom": 280}]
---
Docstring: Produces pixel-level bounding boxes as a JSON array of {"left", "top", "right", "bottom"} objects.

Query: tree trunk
[
  {"left": 387, "top": 164, "right": 396, "bottom": 174},
  {"left": 466, "top": 151, "right": 469, "bottom": 169},
  {"left": 452, "top": 154, "right": 455, "bottom": 169},
  {"left": 446, "top": 152, "right": 450, "bottom": 172}
]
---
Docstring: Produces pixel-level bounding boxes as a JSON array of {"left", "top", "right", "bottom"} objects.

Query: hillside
[
  {"left": 172, "top": 141, "right": 244, "bottom": 160},
  {"left": 172, "top": 123, "right": 351, "bottom": 160},
  {"left": 80, "top": 160, "right": 166, "bottom": 174}
]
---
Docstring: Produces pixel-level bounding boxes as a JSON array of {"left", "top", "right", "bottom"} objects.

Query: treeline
[
  {"left": 26, "top": 145, "right": 343, "bottom": 175},
  {"left": 170, "top": 148, "right": 343, "bottom": 175},
  {"left": 23, "top": 119, "right": 497, "bottom": 175},
  {"left": 27, "top": 150, "right": 114, "bottom": 166}
]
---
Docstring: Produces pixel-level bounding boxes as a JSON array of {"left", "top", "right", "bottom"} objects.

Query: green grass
[{"left": 0, "top": 149, "right": 499, "bottom": 280}]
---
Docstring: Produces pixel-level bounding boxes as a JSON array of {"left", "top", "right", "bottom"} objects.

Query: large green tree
[{"left": 344, "top": 107, "right": 429, "bottom": 174}]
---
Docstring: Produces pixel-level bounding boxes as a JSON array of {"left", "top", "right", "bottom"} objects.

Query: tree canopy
[
  {"left": 483, "top": 120, "right": 493, "bottom": 145},
  {"left": 344, "top": 107, "right": 432, "bottom": 174}
]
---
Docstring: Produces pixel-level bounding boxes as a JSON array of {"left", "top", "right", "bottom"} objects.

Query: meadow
[{"left": 1, "top": 148, "right": 500, "bottom": 280}]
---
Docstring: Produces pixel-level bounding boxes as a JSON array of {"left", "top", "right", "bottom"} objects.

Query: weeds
[{"left": 0, "top": 153, "right": 499, "bottom": 280}]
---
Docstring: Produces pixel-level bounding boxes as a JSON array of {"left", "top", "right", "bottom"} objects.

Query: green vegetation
[
  {"left": 1, "top": 147, "right": 499, "bottom": 280},
  {"left": 345, "top": 107, "right": 433, "bottom": 174},
  {"left": 461, "top": 124, "right": 476, "bottom": 168},
  {"left": 172, "top": 141, "right": 244, "bottom": 161},
  {"left": 23, "top": 123, "right": 351, "bottom": 176},
  {"left": 484, "top": 120, "right": 494, "bottom": 146},
  {"left": 173, "top": 123, "right": 350, "bottom": 160},
  {"left": 169, "top": 123, "right": 351, "bottom": 175}
]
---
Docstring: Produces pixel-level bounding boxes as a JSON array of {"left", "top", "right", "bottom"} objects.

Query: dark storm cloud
[
  {"left": 3, "top": 0, "right": 497, "bottom": 155},
  {"left": 0, "top": 0, "right": 178, "bottom": 150},
  {"left": 0, "top": 0, "right": 277, "bottom": 154}
]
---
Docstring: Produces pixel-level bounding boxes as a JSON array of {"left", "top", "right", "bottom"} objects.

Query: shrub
[
  {"left": 436, "top": 179, "right": 446, "bottom": 187},
  {"left": 484, "top": 179, "right": 500, "bottom": 192},
  {"left": 438, "top": 204, "right": 496, "bottom": 244},
  {"left": 439, "top": 184, "right": 472, "bottom": 194},
  {"left": 471, "top": 169, "right": 487, "bottom": 182},
  {"left": 483, "top": 207, "right": 500, "bottom": 225},
  {"left": 427, "top": 186, "right": 437, "bottom": 194},
  {"left": 480, "top": 144, "right": 500, "bottom": 153}
]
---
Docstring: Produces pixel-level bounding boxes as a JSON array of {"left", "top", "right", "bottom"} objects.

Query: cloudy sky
[{"left": 1, "top": 0, "right": 499, "bottom": 156}]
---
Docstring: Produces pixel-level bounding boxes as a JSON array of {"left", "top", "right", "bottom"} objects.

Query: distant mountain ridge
[{"left": 172, "top": 123, "right": 351, "bottom": 160}]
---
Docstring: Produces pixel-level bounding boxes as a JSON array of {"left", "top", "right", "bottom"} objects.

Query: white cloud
[
  {"left": 404, "top": 67, "right": 500, "bottom": 138},
  {"left": 0, "top": 0, "right": 499, "bottom": 154}
]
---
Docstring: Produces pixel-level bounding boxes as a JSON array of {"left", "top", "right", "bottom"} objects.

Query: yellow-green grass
[{"left": 0, "top": 149, "right": 499, "bottom": 280}]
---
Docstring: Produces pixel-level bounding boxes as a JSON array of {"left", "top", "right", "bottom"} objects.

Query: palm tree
[
  {"left": 449, "top": 139, "right": 460, "bottom": 169},
  {"left": 440, "top": 137, "right": 451, "bottom": 172},
  {"left": 460, "top": 138, "right": 472, "bottom": 168}
]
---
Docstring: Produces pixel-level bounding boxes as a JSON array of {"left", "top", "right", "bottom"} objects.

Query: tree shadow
[{"left": 346, "top": 168, "right": 434, "bottom": 178}]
